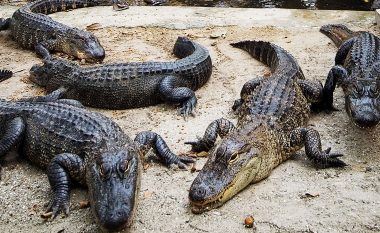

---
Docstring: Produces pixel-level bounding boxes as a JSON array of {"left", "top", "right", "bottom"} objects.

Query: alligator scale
[
  {"left": 186, "top": 40, "right": 346, "bottom": 213},
  {"left": 319, "top": 24, "right": 380, "bottom": 128},
  {"left": 0, "top": 0, "right": 129, "bottom": 62},
  {"left": 30, "top": 37, "right": 212, "bottom": 116},
  {"left": 0, "top": 93, "right": 193, "bottom": 231}
]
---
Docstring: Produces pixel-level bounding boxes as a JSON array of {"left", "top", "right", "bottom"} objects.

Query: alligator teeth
[{"left": 0, "top": 69, "right": 12, "bottom": 82}]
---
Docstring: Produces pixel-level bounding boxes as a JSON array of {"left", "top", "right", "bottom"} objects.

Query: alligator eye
[
  {"left": 229, "top": 153, "right": 239, "bottom": 164},
  {"left": 370, "top": 85, "right": 379, "bottom": 97},
  {"left": 99, "top": 164, "right": 109, "bottom": 177},
  {"left": 123, "top": 160, "right": 131, "bottom": 174}
]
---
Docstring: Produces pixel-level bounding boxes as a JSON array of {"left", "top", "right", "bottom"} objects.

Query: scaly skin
[
  {"left": 185, "top": 40, "right": 346, "bottom": 213},
  {"left": 318, "top": 24, "right": 380, "bottom": 128},
  {"left": 0, "top": 0, "right": 129, "bottom": 62},
  {"left": 0, "top": 94, "right": 193, "bottom": 232},
  {"left": 29, "top": 37, "right": 212, "bottom": 116}
]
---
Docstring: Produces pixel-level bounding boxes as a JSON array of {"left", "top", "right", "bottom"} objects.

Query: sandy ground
[{"left": 0, "top": 5, "right": 379, "bottom": 233}]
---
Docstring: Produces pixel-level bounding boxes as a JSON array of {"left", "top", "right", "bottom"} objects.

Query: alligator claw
[
  {"left": 178, "top": 101, "right": 196, "bottom": 118},
  {"left": 169, "top": 155, "right": 194, "bottom": 169},
  {"left": 45, "top": 196, "right": 70, "bottom": 219},
  {"left": 0, "top": 69, "right": 13, "bottom": 82},
  {"left": 318, "top": 151, "right": 347, "bottom": 168}
]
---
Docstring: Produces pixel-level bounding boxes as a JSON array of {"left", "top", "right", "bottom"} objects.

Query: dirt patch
[{"left": 0, "top": 6, "right": 379, "bottom": 233}]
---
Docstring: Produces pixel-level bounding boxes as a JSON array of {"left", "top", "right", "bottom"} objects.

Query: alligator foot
[
  {"left": 0, "top": 69, "right": 12, "bottom": 82},
  {"left": 112, "top": 0, "right": 129, "bottom": 10},
  {"left": 310, "top": 101, "right": 339, "bottom": 114},
  {"left": 232, "top": 99, "right": 242, "bottom": 113},
  {"left": 144, "top": 0, "right": 168, "bottom": 5},
  {"left": 314, "top": 147, "right": 347, "bottom": 168},
  {"left": 44, "top": 196, "right": 70, "bottom": 219},
  {"left": 178, "top": 98, "right": 197, "bottom": 118}
]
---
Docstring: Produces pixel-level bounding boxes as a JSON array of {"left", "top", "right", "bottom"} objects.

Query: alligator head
[
  {"left": 60, "top": 28, "right": 105, "bottom": 63},
  {"left": 189, "top": 125, "right": 274, "bottom": 213},
  {"left": 344, "top": 63, "right": 380, "bottom": 128},
  {"left": 29, "top": 58, "right": 78, "bottom": 88},
  {"left": 86, "top": 148, "right": 141, "bottom": 232}
]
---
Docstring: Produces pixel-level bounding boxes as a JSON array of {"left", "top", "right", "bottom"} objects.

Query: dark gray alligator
[
  {"left": 0, "top": 0, "right": 129, "bottom": 62},
  {"left": 29, "top": 36, "right": 212, "bottom": 116},
  {"left": 0, "top": 69, "right": 12, "bottom": 82},
  {"left": 0, "top": 92, "right": 193, "bottom": 232},
  {"left": 185, "top": 40, "right": 346, "bottom": 213},
  {"left": 318, "top": 24, "right": 380, "bottom": 128}
]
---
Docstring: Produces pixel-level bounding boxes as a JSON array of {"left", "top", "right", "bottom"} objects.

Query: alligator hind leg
[
  {"left": 289, "top": 127, "right": 346, "bottom": 168},
  {"left": 0, "top": 117, "right": 25, "bottom": 179},
  {"left": 233, "top": 77, "right": 264, "bottom": 112},
  {"left": 0, "top": 18, "right": 11, "bottom": 30},
  {"left": 0, "top": 117, "right": 25, "bottom": 157},
  {"left": 159, "top": 76, "right": 197, "bottom": 117},
  {"left": 134, "top": 131, "right": 194, "bottom": 168},
  {"left": 46, "top": 153, "right": 85, "bottom": 218},
  {"left": 185, "top": 118, "right": 236, "bottom": 152},
  {"left": 0, "top": 69, "right": 13, "bottom": 82}
]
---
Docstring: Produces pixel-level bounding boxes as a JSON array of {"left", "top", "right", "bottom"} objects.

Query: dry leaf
[
  {"left": 143, "top": 191, "right": 154, "bottom": 199},
  {"left": 79, "top": 200, "right": 91, "bottom": 209},
  {"left": 86, "top": 23, "right": 102, "bottom": 31},
  {"left": 40, "top": 212, "right": 53, "bottom": 219}
]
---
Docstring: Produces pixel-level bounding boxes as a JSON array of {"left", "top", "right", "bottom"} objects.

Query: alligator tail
[
  {"left": 0, "top": 70, "right": 13, "bottom": 82},
  {"left": 230, "top": 40, "right": 281, "bottom": 70},
  {"left": 173, "top": 37, "right": 196, "bottom": 59},
  {"left": 320, "top": 24, "right": 355, "bottom": 47},
  {"left": 0, "top": 18, "right": 11, "bottom": 30}
]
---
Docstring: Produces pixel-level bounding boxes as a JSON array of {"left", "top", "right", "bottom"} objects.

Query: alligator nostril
[
  {"left": 189, "top": 186, "right": 207, "bottom": 202},
  {"left": 352, "top": 113, "right": 380, "bottom": 128}
]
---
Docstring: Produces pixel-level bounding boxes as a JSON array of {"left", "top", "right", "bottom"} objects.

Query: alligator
[
  {"left": 0, "top": 0, "right": 130, "bottom": 62},
  {"left": 318, "top": 24, "right": 380, "bottom": 128},
  {"left": 0, "top": 92, "right": 193, "bottom": 231},
  {"left": 29, "top": 36, "right": 212, "bottom": 116},
  {"left": 0, "top": 69, "right": 12, "bottom": 82},
  {"left": 185, "top": 40, "right": 346, "bottom": 213}
]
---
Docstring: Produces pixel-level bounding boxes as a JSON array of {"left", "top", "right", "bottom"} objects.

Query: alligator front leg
[
  {"left": 233, "top": 77, "right": 264, "bottom": 112},
  {"left": 185, "top": 118, "right": 236, "bottom": 152},
  {"left": 312, "top": 65, "right": 349, "bottom": 112},
  {"left": 46, "top": 153, "right": 85, "bottom": 218},
  {"left": 19, "top": 87, "right": 67, "bottom": 102},
  {"left": 335, "top": 38, "right": 355, "bottom": 65},
  {"left": 35, "top": 40, "right": 57, "bottom": 60},
  {"left": 0, "top": 18, "right": 11, "bottom": 30},
  {"left": 134, "top": 131, "right": 194, "bottom": 168},
  {"left": 289, "top": 128, "right": 346, "bottom": 167},
  {"left": 0, "top": 117, "right": 25, "bottom": 157},
  {"left": 159, "top": 76, "right": 197, "bottom": 117}
]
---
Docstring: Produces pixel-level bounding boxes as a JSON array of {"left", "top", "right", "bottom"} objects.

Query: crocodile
[
  {"left": 185, "top": 40, "right": 346, "bottom": 213},
  {"left": 0, "top": 69, "right": 12, "bottom": 82},
  {"left": 29, "top": 36, "right": 212, "bottom": 116},
  {"left": 0, "top": 92, "right": 193, "bottom": 231},
  {"left": 318, "top": 24, "right": 380, "bottom": 128},
  {"left": 0, "top": 0, "right": 129, "bottom": 62}
]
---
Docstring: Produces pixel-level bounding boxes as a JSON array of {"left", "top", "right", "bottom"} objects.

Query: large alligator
[
  {"left": 185, "top": 40, "right": 346, "bottom": 213},
  {"left": 0, "top": 0, "right": 129, "bottom": 62},
  {"left": 29, "top": 36, "right": 212, "bottom": 116},
  {"left": 0, "top": 93, "right": 193, "bottom": 231},
  {"left": 318, "top": 24, "right": 380, "bottom": 128}
]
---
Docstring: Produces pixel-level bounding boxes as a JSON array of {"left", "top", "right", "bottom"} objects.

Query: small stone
[{"left": 244, "top": 215, "right": 254, "bottom": 228}]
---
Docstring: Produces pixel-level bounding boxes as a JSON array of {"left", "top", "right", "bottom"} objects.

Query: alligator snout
[
  {"left": 352, "top": 112, "right": 380, "bottom": 128},
  {"left": 189, "top": 185, "right": 208, "bottom": 202},
  {"left": 100, "top": 210, "right": 130, "bottom": 232},
  {"left": 87, "top": 47, "right": 105, "bottom": 62}
]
